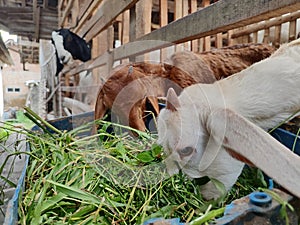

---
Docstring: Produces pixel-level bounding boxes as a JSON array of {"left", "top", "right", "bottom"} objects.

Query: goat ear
[
  {"left": 207, "top": 108, "right": 300, "bottom": 199},
  {"left": 166, "top": 88, "right": 180, "bottom": 112},
  {"left": 146, "top": 96, "right": 160, "bottom": 116}
]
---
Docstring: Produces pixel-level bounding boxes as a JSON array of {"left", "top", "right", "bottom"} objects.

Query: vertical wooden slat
[
  {"left": 289, "top": 20, "right": 297, "bottom": 41},
  {"left": 122, "top": 10, "right": 130, "bottom": 44},
  {"left": 72, "top": 0, "right": 80, "bottom": 28},
  {"left": 252, "top": 31, "right": 258, "bottom": 43},
  {"left": 159, "top": 0, "right": 168, "bottom": 27},
  {"left": 191, "top": 0, "right": 199, "bottom": 52},
  {"left": 202, "top": 0, "right": 211, "bottom": 51},
  {"left": 183, "top": 0, "right": 189, "bottom": 50},
  {"left": 274, "top": 25, "right": 281, "bottom": 47},
  {"left": 160, "top": 0, "right": 168, "bottom": 61},
  {"left": 174, "top": 0, "right": 183, "bottom": 51},
  {"left": 136, "top": 0, "right": 152, "bottom": 61},
  {"left": 263, "top": 28, "right": 270, "bottom": 44},
  {"left": 227, "top": 30, "right": 233, "bottom": 46},
  {"left": 129, "top": 5, "right": 136, "bottom": 62},
  {"left": 215, "top": 32, "right": 223, "bottom": 48}
]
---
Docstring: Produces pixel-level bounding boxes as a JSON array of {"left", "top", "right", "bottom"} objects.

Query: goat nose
[{"left": 61, "top": 56, "right": 65, "bottom": 62}]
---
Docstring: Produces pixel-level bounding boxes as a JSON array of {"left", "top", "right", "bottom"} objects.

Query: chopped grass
[{"left": 0, "top": 108, "right": 268, "bottom": 224}]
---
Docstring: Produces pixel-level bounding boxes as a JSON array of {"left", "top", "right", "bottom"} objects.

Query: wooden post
[
  {"left": 160, "top": 0, "right": 168, "bottom": 61},
  {"left": 174, "top": 0, "right": 183, "bottom": 51},
  {"left": 191, "top": 0, "right": 199, "bottom": 52},
  {"left": 135, "top": 0, "right": 152, "bottom": 62},
  {"left": 202, "top": 0, "right": 211, "bottom": 51},
  {"left": 215, "top": 32, "right": 223, "bottom": 48},
  {"left": 274, "top": 25, "right": 281, "bottom": 48},
  {"left": 289, "top": 20, "right": 297, "bottom": 41}
]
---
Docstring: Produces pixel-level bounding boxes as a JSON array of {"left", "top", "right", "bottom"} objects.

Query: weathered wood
[
  {"left": 231, "top": 10, "right": 300, "bottom": 39},
  {"left": 59, "top": 0, "right": 74, "bottom": 27},
  {"left": 0, "top": 6, "right": 57, "bottom": 39},
  {"left": 34, "top": 5, "right": 40, "bottom": 40},
  {"left": 78, "top": 0, "right": 140, "bottom": 41},
  {"left": 289, "top": 20, "right": 297, "bottom": 41},
  {"left": 63, "top": 97, "right": 92, "bottom": 113},
  {"left": 61, "top": 86, "right": 90, "bottom": 93},
  {"left": 113, "top": 0, "right": 300, "bottom": 60},
  {"left": 122, "top": 10, "right": 130, "bottom": 44},
  {"left": 73, "top": 0, "right": 103, "bottom": 34},
  {"left": 62, "top": 0, "right": 300, "bottom": 76},
  {"left": 191, "top": 0, "right": 198, "bottom": 52},
  {"left": 159, "top": 0, "right": 168, "bottom": 60},
  {"left": 159, "top": 0, "right": 168, "bottom": 27},
  {"left": 135, "top": 0, "right": 152, "bottom": 61}
]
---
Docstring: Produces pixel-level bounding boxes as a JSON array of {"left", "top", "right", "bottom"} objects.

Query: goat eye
[{"left": 178, "top": 147, "right": 194, "bottom": 157}]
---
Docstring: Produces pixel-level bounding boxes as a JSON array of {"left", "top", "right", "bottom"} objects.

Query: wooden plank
[
  {"left": 135, "top": 0, "right": 152, "bottom": 61},
  {"left": 71, "top": 0, "right": 79, "bottom": 28},
  {"left": 160, "top": 0, "right": 168, "bottom": 60},
  {"left": 274, "top": 25, "right": 281, "bottom": 47},
  {"left": 159, "top": 0, "right": 168, "bottom": 27},
  {"left": 122, "top": 10, "right": 130, "bottom": 44},
  {"left": 174, "top": 0, "right": 182, "bottom": 20},
  {"left": 59, "top": 0, "right": 74, "bottom": 27},
  {"left": 77, "top": 0, "right": 94, "bottom": 21},
  {"left": 136, "top": 0, "right": 152, "bottom": 38},
  {"left": 215, "top": 32, "right": 223, "bottom": 48},
  {"left": 191, "top": 0, "right": 199, "bottom": 52},
  {"left": 33, "top": 0, "right": 40, "bottom": 40},
  {"left": 73, "top": 0, "right": 103, "bottom": 34},
  {"left": 113, "top": 0, "right": 300, "bottom": 60},
  {"left": 289, "top": 19, "right": 297, "bottom": 41},
  {"left": 231, "top": 10, "right": 300, "bottom": 39},
  {"left": 63, "top": 0, "right": 300, "bottom": 75},
  {"left": 78, "top": 0, "right": 140, "bottom": 41},
  {"left": 61, "top": 86, "right": 90, "bottom": 93}
]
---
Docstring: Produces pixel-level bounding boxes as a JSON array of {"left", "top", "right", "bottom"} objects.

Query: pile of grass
[{"left": 2, "top": 108, "right": 267, "bottom": 224}]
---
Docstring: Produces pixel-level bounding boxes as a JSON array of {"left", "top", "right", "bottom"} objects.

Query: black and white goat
[{"left": 51, "top": 28, "right": 91, "bottom": 76}]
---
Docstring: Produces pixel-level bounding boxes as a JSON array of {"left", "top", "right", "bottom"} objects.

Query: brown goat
[
  {"left": 94, "top": 43, "right": 275, "bottom": 133},
  {"left": 198, "top": 43, "right": 276, "bottom": 79},
  {"left": 94, "top": 62, "right": 212, "bottom": 132}
]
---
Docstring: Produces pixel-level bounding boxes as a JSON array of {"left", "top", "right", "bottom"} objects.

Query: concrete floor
[{"left": 0, "top": 132, "right": 27, "bottom": 224}]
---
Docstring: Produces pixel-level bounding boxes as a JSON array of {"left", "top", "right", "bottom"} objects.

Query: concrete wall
[{"left": 2, "top": 48, "right": 40, "bottom": 110}]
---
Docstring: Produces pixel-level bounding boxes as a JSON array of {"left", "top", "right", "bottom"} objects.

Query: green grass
[{"left": 1, "top": 108, "right": 269, "bottom": 224}]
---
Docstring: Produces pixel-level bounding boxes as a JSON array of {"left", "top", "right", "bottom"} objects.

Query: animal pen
[
  {"left": 39, "top": 0, "right": 300, "bottom": 119},
  {"left": 2, "top": 0, "right": 300, "bottom": 224}
]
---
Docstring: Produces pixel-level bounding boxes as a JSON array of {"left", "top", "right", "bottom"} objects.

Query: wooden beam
[
  {"left": 79, "top": 0, "right": 140, "bottom": 41},
  {"left": 34, "top": 4, "right": 40, "bottom": 40},
  {"left": 231, "top": 10, "right": 300, "bottom": 39},
  {"left": 135, "top": 0, "right": 152, "bottom": 61},
  {"left": 73, "top": 0, "right": 102, "bottom": 33},
  {"left": 63, "top": 0, "right": 300, "bottom": 76},
  {"left": 113, "top": 0, "right": 300, "bottom": 60},
  {"left": 59, "top": 0, "right": 74, "bottom": 27}
]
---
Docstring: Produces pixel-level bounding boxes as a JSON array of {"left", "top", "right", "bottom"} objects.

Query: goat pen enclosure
[{"left": 46, "top": 0, "right": 300, "bottom": 117}]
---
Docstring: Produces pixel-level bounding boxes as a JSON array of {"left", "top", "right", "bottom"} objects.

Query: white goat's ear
[
  {"left": 166, "top": 88, "right": 180, "bottom": 112},
  {"left": 207, "top": 108, "right": 300, "bottom": 199}
]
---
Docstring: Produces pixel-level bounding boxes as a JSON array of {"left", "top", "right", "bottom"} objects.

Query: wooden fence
[{"left": 48, "top": 0, "right": 300, "bottom": 116}]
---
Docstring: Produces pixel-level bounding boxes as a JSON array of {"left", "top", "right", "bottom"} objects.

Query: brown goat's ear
[{"left": 166, "top": 88, "right": 180, "bottom": 112}]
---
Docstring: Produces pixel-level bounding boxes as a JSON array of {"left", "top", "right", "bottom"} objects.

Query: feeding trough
[{"left": 3, "top": 111, "right": 300, "bottom": 224}]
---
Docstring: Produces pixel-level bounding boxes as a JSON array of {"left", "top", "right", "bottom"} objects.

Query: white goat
[{"left": 157, "top": 38, "right": 300, "bottom": 200}]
